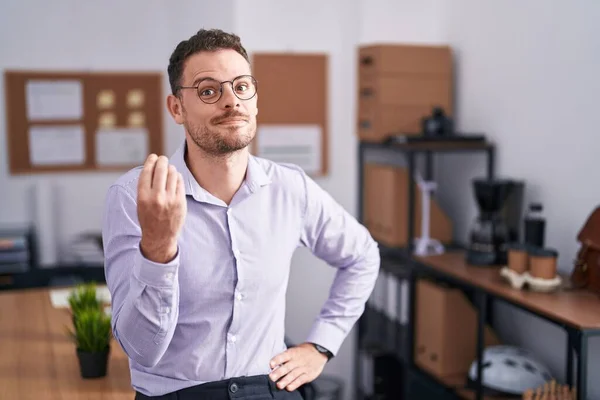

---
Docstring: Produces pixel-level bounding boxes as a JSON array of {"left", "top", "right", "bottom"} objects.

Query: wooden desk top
[
  {"left": 0, "top": 287, "right": 134, "bottom": 399},
  {"left": 415, "top": 251, "right": 600, "bottom": 330}
]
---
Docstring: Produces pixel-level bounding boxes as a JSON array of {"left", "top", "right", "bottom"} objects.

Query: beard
[{"left": 184, "top": 109, "right": 255, "bottom": 156}]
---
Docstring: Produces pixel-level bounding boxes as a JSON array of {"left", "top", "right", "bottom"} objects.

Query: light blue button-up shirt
[{"left": 102, "top": 140, "right": 380, "bottom": 396}]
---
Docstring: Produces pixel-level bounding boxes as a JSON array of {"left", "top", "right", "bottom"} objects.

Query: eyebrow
[{"left": 190, "top": 76, "right": 216, "bottom": 87}]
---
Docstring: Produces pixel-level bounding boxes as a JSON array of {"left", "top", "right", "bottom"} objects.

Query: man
[{"left": 102, "top": 28, "right": 380, "bottom": 400}]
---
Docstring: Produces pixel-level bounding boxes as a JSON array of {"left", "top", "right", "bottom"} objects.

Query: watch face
[{"left": 315, "top": 344, "right": 327, "bottom": 353}]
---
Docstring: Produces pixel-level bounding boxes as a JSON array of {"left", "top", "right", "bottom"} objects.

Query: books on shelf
[{"left": 0, "top": 225, "right": 32, "bottom": 274}]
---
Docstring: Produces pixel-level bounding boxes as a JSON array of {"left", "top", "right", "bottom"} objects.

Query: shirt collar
[{"left": 169, "top": 140, "right": 271, "bottom": 203}]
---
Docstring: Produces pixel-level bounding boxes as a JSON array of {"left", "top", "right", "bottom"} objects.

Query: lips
[{"left": 218, "top": 118, "right": 247, "bottom": 123}]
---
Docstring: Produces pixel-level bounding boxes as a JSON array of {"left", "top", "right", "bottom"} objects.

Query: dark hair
[{"left": 167, "top": 28, "right": 249, "bottom": 95}]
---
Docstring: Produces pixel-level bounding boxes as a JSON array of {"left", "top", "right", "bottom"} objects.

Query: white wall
[
  {"left": 0, "top": 0, "right": 234, "bottom": 257},
  {"left": 436, "top": 1, "right": 600, "bottom": 398}
]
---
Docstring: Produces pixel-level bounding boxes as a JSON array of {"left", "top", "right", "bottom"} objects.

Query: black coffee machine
[{"left": 466, "top": 178, "right": 524, "bottom": 266}]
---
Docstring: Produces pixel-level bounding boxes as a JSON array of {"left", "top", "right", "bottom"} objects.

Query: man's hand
[
  {"left": 137, "top": 154, "right": 187, "bottom": 264},
  {"left": 269, "top": 343, "right": 328, "bottom": 392}
]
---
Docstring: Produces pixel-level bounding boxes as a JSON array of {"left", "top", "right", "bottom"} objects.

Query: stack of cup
[{"left": 507, "top": 243, "right": 559, "bottom": 280}]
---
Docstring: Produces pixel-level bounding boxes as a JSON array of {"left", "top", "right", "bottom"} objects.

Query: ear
[{"left": 166, "top": 94, "right": 185, "bottom": 125}]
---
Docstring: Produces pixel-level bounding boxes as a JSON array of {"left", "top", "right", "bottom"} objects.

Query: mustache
[{"left": 211, "top": 110, "right": 249, "bottom": 124}]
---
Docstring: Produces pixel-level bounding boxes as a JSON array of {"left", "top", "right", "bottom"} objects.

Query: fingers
[
  {"left": 176, "top": 172, "right": 185, "bottom": 199},
  {"left": 166, "top": 165, "right": 179, "bottom": 197},
  {"left": 270, "top": 350, "right": 292, "bottom": 369},
  {"left": 284, "top": 372, "right": 309, "bottom": 392},
  {"left": 269, "top": 360, "right": 298, "bottom": 383},
  {"left": 152, "top": 156, "right": 169, "bottom": 191},
  {"left": 138, "top": 154, "right": 158, "bottom": 195},
  {"left": 275, "top": 367, "right": 306, "bottom": 391}
]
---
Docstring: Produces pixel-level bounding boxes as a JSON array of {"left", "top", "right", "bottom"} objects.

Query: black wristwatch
[{"left": 311, "top": 343, "right": 333, "bottom": 361}]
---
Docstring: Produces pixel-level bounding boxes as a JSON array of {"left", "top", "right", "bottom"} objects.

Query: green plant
[
  {"left": 68, "top": 282, "right": 102, "bottom": 316},
  {"left": 69, "top": 307, "right": 112, "bottom": 353}
]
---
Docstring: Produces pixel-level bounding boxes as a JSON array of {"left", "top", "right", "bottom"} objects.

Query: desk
[
  {"left": 414, "top": 250, "right": 600, "bottom": 400},
  {"left": 0, "top": 287, "right": 134, "bottom": 399}
]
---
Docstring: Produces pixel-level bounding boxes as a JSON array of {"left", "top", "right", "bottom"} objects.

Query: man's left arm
[{"left": 269, "top": 170, "right": 380, "bottom": 390}]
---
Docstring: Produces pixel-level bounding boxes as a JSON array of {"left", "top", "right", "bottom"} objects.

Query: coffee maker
[{"left": 466, "top": 178, "right": 524, "bottom": 266}]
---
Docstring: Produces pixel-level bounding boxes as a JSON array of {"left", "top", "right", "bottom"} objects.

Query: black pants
[{"left": 134, "top": 375, "right": 304, "bottom": 400}]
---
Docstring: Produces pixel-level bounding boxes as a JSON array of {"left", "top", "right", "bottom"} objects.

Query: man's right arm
[
  {"left": 102, "top": 154, "right": 187, "bottom": 368},
  {"left": 102, "top": 184, "right": 180, "bottom": 368}
]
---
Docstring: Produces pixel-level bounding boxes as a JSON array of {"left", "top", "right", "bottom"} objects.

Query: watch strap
[{"left": 311, "top": 343, "right": 333, "bottom": 360}]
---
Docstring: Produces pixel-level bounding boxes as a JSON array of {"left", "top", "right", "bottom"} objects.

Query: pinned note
[
  {"left": 26, "top": 80, "right": 83, "bottom": 120},
  {"left": 127, "top": 89, "right": 144, "bottom": 108},
  {"left": 128, "top": 112, "right": 145, "bottom": 127},
  {"left": 97, "top": 90, "right": 115, "bottom": 109},
  {"left": 98, "top": 112, "right": 116, "bottom": 128}
]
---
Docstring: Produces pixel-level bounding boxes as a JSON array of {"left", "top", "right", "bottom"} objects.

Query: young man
[{"left": 102, "top": 28, "right": 380, "bottom": 400}]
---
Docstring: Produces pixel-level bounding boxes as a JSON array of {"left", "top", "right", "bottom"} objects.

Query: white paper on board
[
  {"left": 96, "top": 127, "right": 149, "bottom": 166},
  {"left": 26, "top": 80, "right": 83, "bottom": 120},
  {"left": 49, "top": 286, "right": 112, "bottom": 309},
  {"left": 29, "top": 125, "right": 85, "bottom": 165},
  {"left": 257, "top": 124, "right": 322, "bottom": 174}
]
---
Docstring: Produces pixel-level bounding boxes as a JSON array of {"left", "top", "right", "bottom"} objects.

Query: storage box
[
  {"left": 357, "top": 44, "right": 453, "bottom": 142},
  {"left": 363, "top": 163, "right": 453, "bottom": 248},
  {"left": 414, "top": 279, "right": 500, "bottom": 378},
  {"left": 358, "top": 44, "right": 452, "bottom": 77}
]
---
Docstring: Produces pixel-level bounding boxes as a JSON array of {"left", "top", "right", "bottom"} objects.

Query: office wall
[
  {"left": 434, "top": 1, "right": 600, "bottom": 397},
  {"left": 0, "top": 0, "right": 234, "bottom": 255}
]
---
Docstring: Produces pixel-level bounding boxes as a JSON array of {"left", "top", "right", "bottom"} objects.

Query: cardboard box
[
  {"left": 414, "top": 279, "right": 500, "bottom": 378},
  {"left": 358, "top": 105, "right": 439, "bottom": 142},
  {"left": 357, "top": 44, "right": 453, "bottom": 142},
  {"left": 363, "top": 163, "right": 453, "bottom": 248},
  {"left": 358, "top": 44, "right": 452, "bottom": 77}
]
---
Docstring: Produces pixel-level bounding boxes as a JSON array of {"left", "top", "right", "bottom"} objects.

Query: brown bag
[{"left": 571, "top": 206, "right": 600, "bottom": 292}]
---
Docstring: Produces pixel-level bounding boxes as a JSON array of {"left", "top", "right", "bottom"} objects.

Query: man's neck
[{"left": 184, "top": 138, "right": 249, "bottom": 205}]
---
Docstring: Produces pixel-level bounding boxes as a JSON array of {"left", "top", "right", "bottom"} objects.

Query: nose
[{"left": 220, "top": 82, "right": 240, "bottom": 109}]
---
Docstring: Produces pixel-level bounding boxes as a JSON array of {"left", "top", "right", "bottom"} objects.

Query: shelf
[
  {"left": 359, "top": 305, "right": 410, "bottom": 363},
  {"left": 414, "top": 250, "right": 600, "bottom": 330},
  {"left": 379, "top": 253, "right": 412, "bottom": 279},
  {"left": 360, "top": 137, "right": 494, "bottom": 153},
  {"left": 415, "top": 366, "right": 520, "bottom": 400}
]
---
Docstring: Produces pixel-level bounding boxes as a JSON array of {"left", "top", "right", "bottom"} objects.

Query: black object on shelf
[
  {"left": 524, "top": 202, "right": 546, "bottom": 248},
  {"left": 465, "top": 178, "right": 525, "bottom": 266},
  {"left": 421, "top": 106, "right": 454, "bottom": 137}
]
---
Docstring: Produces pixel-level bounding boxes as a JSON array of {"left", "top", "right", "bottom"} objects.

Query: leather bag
[{"left": 571, "top": 206, "right": 600, "bottom": 292}]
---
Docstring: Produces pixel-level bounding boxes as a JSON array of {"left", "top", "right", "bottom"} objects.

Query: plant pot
[{"left": 76, "top": 347, "right": 110, "bottom": 379}]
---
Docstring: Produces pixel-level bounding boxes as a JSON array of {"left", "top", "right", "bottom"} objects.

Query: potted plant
[
  {"left": 69, "top": 307, "right": 112, "bottom": 379},
  {"left": 67, "top": 282, "right": 103, "bottom": 326}
]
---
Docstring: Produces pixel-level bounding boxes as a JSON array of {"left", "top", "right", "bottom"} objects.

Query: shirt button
[
  {"left": 233, "top": 249, "right": 241, "bottom": 258},
  {"left": 235, "top": 291, "right": 243, "bottom": 301},
  {"left": 228, "top": 334, "right": 237, "bottom": 343},
  {"left": 165, "top": 272, "right": 173, "bottom": 280}
]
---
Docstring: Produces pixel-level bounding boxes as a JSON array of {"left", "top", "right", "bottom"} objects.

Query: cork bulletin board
[
  {"left": 251, "top": 53, "right": 328, "bottom": 176},
  {"left": 4, "top": 70, "right": 164, "bottom": 175}
]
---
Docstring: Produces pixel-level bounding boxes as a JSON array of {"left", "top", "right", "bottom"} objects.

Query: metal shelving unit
[
  {"left": 355, "top": 136, "right": 600, "bottom": 400},
  {"left": 355, "top": 136, "right": 496, "bottom": 400}
]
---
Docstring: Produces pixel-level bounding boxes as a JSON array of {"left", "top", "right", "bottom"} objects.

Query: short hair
[{"left": 167, "top": 28, "right": 249, "bottom": 95}]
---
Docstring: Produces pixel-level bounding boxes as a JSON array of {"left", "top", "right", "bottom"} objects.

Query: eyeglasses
[{"left": 176, "top": 75, "right": 258, "bottom": 104}]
